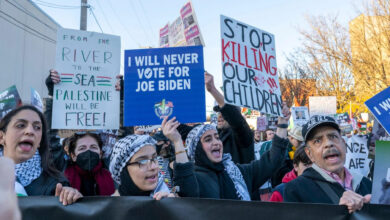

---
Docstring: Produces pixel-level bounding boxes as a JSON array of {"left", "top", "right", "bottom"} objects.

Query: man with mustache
[{"left": 284, "top": 115, "right": 372, "bottom": 213}]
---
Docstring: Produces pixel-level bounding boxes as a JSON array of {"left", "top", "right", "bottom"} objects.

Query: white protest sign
[
  {"left": 344, "top": 135, "right": 371, "bottom": 177},
  {"left": 257, "top": 116, "right": 267, "bottom": 131},
  {"left": 52, "top": 28, "right": 120, "bottom": 129},
  {"left": 309, "top": 96, "right": 336, "bottom": 116},
  {"left": 291, "top": 106, "right": 309, "bottom": 126},
  {"left": 220, "top": 15, "right": 282, "bottom": 116},
  {"left": 169, "top": 16, "right": 187, "bottom": 47},
  {"left": 30, "top": 88, "right": 43, "bottom": 112}
]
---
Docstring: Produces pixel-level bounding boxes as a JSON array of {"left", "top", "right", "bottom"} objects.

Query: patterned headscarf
[
  {"left": 184, "top": 124, "right": 251, "bottom": 201},
  {"left": 185, "top": 124, "right": 216, "bottom": 161},
  {"left": 109, "top": 135, "right": 156, "bottom": 185}
]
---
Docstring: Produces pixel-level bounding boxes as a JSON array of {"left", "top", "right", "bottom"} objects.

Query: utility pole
[{"left": 80, "top": 0, "right": 88, "bottom": 30}]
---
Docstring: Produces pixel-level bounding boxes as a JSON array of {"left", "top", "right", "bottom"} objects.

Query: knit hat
[
  {"left": 288, "top": 126, "right": 304, "bottom": 142},
  {"left": 109, "top": 135, "right": 156, "bottom": 185},
  {"left": 185, "top": 124, "right": 216, "bottom": 161}
]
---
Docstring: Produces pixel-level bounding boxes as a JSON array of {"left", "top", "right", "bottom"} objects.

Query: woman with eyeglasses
[
  {"left": 0, "top": 105, "right": 82, "bottom": 205},
  {"left": 109, "top": 135, "right": 175, "bottom": 199},
  {"left": 64, "top": 132, "right": 115, "bottom": 196}
]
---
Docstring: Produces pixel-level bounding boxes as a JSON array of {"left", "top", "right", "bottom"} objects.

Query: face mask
[{"left": 76, "top": 150, "right": 100, "bottom": 171}]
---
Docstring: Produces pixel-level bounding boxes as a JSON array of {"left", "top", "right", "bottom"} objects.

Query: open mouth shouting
[
  {"left": 18, "top": 139, "right": 34, "bottom": 152},
  {"left": 323, "top": 149, "right": 341, "bottom": 164},
  {"left": 145, "top": 173, "right": 158, "bottom": 184},
  {"left": 211, "top": 146, "right": 222, "bottom": 159}
]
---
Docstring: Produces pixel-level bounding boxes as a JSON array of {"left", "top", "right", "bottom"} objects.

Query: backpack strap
[{"left": 315, "top": 180, "right": 340, "bottom": 204}]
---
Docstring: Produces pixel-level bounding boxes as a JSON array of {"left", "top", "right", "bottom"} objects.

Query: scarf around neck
[
  {"left": 0, "top": 148, "right": 42, "bottom": 187},
  {"left": 65, "top": 161, "right": 115, "bottom": 196}
]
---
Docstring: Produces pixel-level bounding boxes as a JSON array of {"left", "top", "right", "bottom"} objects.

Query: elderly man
[{"left": 284, "top": 115, "right": 372, "bottom": 213}]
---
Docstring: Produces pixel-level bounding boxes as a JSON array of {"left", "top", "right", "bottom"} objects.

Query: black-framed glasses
[{"left": 127, "top": 157, "right": 158, "bottom": 170}]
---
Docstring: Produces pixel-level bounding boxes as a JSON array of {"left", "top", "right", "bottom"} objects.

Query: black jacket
[
  {"left": 173, "top": 135, "right": 288, "bottom": 200},
  {"left": 24, "top": 173, "right": 69, "bottom": 196},
  {"left": 217, "top": 104, "right": 254, "bottom": 164},
  {"left": 284, "top": 164, "right": 372, "bottom": 204}
]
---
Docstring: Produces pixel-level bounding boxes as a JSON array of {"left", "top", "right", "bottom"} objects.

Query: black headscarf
[
  {"left": 194, "top": 141, "right": 239, "bottom": 200},
  {"left": 118, "top": 168, "right": 151, "bottom": 196}
]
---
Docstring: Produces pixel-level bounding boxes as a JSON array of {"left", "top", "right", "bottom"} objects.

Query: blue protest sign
[
  {"left": 365, "top": 86, "right": 390, "bottom": 135},
  {"left": 124, "top": 46, "right": 205, "bottom": 126}
]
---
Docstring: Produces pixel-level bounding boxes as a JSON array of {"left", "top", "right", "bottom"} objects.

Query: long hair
[{"left": 0, "top": 105, "right": 63, "bottom": 180}]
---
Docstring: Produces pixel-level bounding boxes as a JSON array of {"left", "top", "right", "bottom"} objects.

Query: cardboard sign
[
  {"left": 335, "top": 113, "right": 353, "bottom": 134},
  {"left": 159, "top": 23, "right": 170, "bottom": 48},
  {"left": 220, "top": 15, "right": 282, "bottom": 116},
  {"left": 124, "top": 46, "right": 205, "bottom": 126},
  {"left": 257, "top": 116, "right": 267, "bottom": 131},
  {"left": 169, "top": 16, "right": 187, "bottom": 47},
  {"left": 0, "top": 85, "right": 21, "bottom": 118},
  {"left": 30, "top": 88, "right": 43, "bottom": 112},
  {"left": 267, "top": 115, "right": 278, "bottom": 130},
  {"left": 291, "top": 106, "right": 309, "bottom": 126},
  {"left": 309, "top": 96, "right": 337, "bottom": 116},
  {"left": 180, "top": 1, "right": 205, "bottom": 46},
  {"left": 52, "top": 28, "right": 121, "bottom": 129},
  {"left": 365, "top": 86, "right": 390, "bottom": 135},
  {"left": 371, "top": 141, "right": 390, "bottom": 204},
  {"left": 343, "top": 135, "right": 371, "bottom": 177}
]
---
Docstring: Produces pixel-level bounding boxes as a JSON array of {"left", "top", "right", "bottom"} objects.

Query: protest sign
[
  {"left": 309, "top": 96, "right": 336, "bottom": 116},
  {"left": 365, "top": 86, "right": 390, "bottom": 135},
  {"left": 180, "top": 1, "right": 205, "bottom": 46},
  {"left": 52, "top": 28, "right": 120, "bottom": 129},
  {"left": 159, "top": 23, "right": 170, "bottom": 48},
  {"left": 124, "top": 46, "right": 205, "bottom": 126},
  {"left": 343, "top": 135, "right": 371, "bottom": 177},
  {"left": 169, "top": 17, "right": 187, "bottom": 47},
  {"left": 30, "top": 88, "right": 43, "bottom": 112},
  {"left": 257, "top": 116, "right": 267, "bottom": 131},
  {"left": 334, "top": 113, "right": 353, "bottom": 134},
  {"left": 291, "top": 106, "right": 309, "bottom": 126},
  {"left": 136, "top": 125, "right": 161, "bottom": 133},
  {"left": 220, "top": 15, "right": 282, "bottom": 116},
  {"left": 0, "top": 85, "right": 21, "bottom": 118},
  {"left": 267, "top": 115, "right": 278, "bottom": 130},
  {"left": 371, "top": 141, "right": 390, "bottom": 204}
]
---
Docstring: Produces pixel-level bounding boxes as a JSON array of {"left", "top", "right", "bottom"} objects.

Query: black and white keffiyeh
[
  {"left": 109, "top": 134, "right": 157, "bottom": 185},
  {"left": 222, "top": 154, "right": 251, "bottom": 201},
  {"left": 0, "top": 149, "right": 42, "bottom": 187},
  {"left": 185, "top": 124, "right": 251, "bottom": 201},
  {"left": 185, "top": 124, "right": 215, "bottom": 161}
]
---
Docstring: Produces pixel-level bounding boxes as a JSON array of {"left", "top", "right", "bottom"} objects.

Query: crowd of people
[{"left": 0, "top": 69, "right": 378, "bottom": 219}]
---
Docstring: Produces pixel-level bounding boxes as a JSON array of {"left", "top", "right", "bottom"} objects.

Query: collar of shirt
[{"left": 321, "top": 167, "right": 353, "bottom": 191}]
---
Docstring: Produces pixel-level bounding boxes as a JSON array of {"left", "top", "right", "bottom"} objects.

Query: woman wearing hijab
[
  {"left": 109, "top": 134, "right": 175, "bottom": 200},
  {"left": 162, "top": 103, "right": 291, "bottom": 200},
  {"left": 64, "top": 132, "right": 115, "bottom": 196},
  {"left": 0, "top": 105, "right": 82, "bottom": 205}
]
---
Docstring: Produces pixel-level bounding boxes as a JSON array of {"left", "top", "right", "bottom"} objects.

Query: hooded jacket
[
  {"left": 284, "top": 164, "right": 372, "bottom": 204},
  {"left": 269, "top": 169, "right": 297, "bottom": 202}
]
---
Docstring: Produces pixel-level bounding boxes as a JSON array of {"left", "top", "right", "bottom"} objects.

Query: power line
[
  {"left": 7, "top": 0, "right": 56, "bottom": 32},
  {"left": 128, "top": 0, "right": 152, "bottom": 46},
  {"left": 106, "top": 0, "right": 141, "bottom": 47},
  {"left": 89, "top": 7, "right": 103, "bottom": 33},
  {"left": 33, "top": 0, "right": 80, "bottom": 9},
  {"left": 137, "top": 0, "right": 156, "bottom": 45},
  {"left": 0, "top": 10, "right": 55, "bottom": 44},
  {"left": 93, "top": 0, "right": 114, "bottom": 33}
]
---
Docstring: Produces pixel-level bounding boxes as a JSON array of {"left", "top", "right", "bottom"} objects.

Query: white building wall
[{"left": 0, "top": 0, "right": 59, "bottom": 102}]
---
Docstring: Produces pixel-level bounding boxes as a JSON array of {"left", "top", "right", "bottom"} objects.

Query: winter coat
[
  {"left": 284, "top": 164, "right": 372, "bottom": 204},
  {"left": 269, "top": 169, "right": 297, "bottom": 202},
  {"left": 24, "top": 173, "right": 69, "bottom": 196},
  {"left": 174, "top": 135, "right": 288, "bottom": 200}
]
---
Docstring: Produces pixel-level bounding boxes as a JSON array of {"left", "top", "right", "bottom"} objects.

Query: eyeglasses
[{"left": 127, "top": 157, "right": 158, "bottom": 170}]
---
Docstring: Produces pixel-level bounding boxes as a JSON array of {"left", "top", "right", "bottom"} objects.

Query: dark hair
[
  {"left": 68, "top": 132, "right": 103, "bottom": 155},
  {"left": 0, "top": 105, "right": 63, "bottom": 180},
  {"left": 293, "top": 145, "right": 312, "bottom": 166}
]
